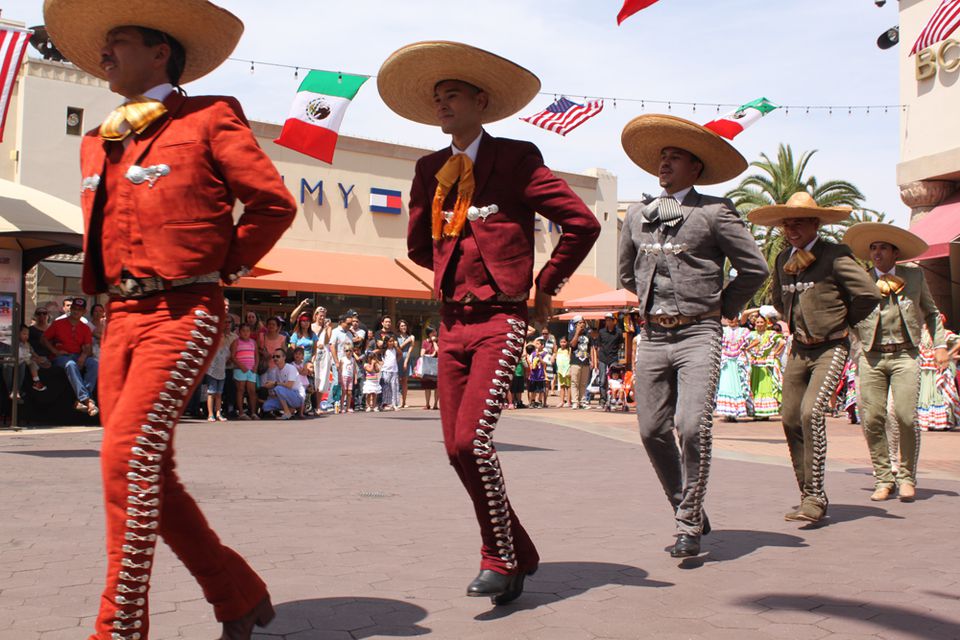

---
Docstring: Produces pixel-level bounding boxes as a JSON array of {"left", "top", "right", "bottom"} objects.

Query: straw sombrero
[
  {"left": 621, "top": 114, "right": 748, "bottom": 185},
  {"left": 43, "top": 0, "right": 243, "bottom": 85},
  {"left": 843, "top": 222, "right": 929, "bottom": 262},
  {"left": 377, "top": 41, "right": 540, "bottom": 126},
  {"left": 747, "top": 192, "right": 852, "bottom": 227}
]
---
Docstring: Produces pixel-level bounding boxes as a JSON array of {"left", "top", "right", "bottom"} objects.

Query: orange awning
[
  {"left": 553, "top": 274, "right": 614, "bottom": 305},
  {"left": 562, "top": 287, "right": 637, "bottom": 309},
  {"left": 236, "top": 248, "right": 434, "bottom": 299},
  {"left": 910, "top": 194, "right": 960, "bottom": 262}
]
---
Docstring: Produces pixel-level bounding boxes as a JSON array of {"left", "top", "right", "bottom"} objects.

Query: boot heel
[{"left": 255, "top": 601, "right": 276, "bottom": 627}]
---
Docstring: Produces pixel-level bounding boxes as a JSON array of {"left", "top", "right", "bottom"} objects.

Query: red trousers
[
  {"left": 439, "top": 303, "right": 539, "bottom": 575},
  {"left": 92, "top": 285, "right": 266, "bottom": 640}
]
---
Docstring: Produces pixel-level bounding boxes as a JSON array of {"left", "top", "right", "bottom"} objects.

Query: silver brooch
[
  {"left": 125, "top": 164, "right": 170, "bottom": 188},
  {"left": 81, "top": 174, "right": 101, "bottom": 192},
  {"left": 640, "top": 242, "right": 688, "bottom": 256},
  {"left": 782, "top": 282, "right": 816, "bottom": 294},
  {"left": 443, "top": 204, "right": 500, "bottom": 223}
]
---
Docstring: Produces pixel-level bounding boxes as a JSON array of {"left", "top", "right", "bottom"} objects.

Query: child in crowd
[
  {"left": 291, "top": 346, "right": 311, "bottom": 418},
  {"left": 4, "top": 324, "right": 47, "bottom": 402},
  {"left": 338, "top": 345, "right": 356, "bottom": 413},
  {"left": 555, "top": 336, "right": 571, "bottom": 408},
  {"left": 362, "top": 350, "right": 383, "bottom": 412},
  {"left": 525, "top": 341, "right": 546, "bottom": 409},
  {"left": 204, "top": 317, "right": 232, "bottom": 422},
  {"left": 380, "top": 335, "right": 400, "bottom": 411},
  {"left": 231, "top": 323, "right": 260, "bottom": 420},
  {"left": 607, "top": 367, "right": 627, "bottom": 411},
  {"left": 541, "top": 344, "right": 555, "bottom": 408},
  {"left": 510, "top": 350, "right": 526, "bottom": 409}
]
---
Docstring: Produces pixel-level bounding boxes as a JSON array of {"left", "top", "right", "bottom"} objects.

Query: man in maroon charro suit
[
  {"left": 378, "top": 41, "right": 601, "bottom": 604},
  {"left": 44, "top": 1, "right": 297, "bottom": 638}
]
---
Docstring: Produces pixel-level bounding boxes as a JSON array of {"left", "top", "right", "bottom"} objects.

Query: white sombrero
[
  {"left": 843, "top": 222, "right": 929, "bottom": 262},
  {"left": 43, "top": 0, "right": 243, "bottom": 85},
  {"left": 747, "top": 192, "right": 852, "bottom": 227},
  {"left": 621, "top": 114, "right": 748, "bottom": 185},
  {"left": 377, "top": 41, "right": 540, "bottom": 126}
]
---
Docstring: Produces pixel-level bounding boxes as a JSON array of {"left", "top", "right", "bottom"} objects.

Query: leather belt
[
  {"left": 868, "top": 341, "right": 915, "bottom": 354},
  {"left": 646, "top": 309, "right": 721, "bottom": 329},
  {"left": 443, "top": 292, "right": 528, "bottom": 304},
  {"left": 793, "top": 328, "right": 849, "bottom": 347},
  {"left": 108, "top": 271, "right": 221, "bottom": 299}
]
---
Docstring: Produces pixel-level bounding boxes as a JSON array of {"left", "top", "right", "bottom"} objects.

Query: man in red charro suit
[
  {"left": 378, "top": 42, "right": 601, "bottom": 605},
  {"left": 44, "top": 1, "right": 296, "bottom": 638}
]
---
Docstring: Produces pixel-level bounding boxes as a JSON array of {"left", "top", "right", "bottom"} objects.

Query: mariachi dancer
[
  {"left": 44, "top": 1, "right": 297, "bottom": 637},
  {"left": 618, "top": 115, "right": 768, "bottom": 557},
  {"left": 378, "top": 41, "right": 600, "bottom": 603},
  {"left": 749, "top": 193, "right": 880, "bottom": 523},
  {"left": 843, "top": 222, "right": 947, "bottom": 502}
]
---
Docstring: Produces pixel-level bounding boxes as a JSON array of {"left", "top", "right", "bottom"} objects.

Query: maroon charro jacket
[
  {"left": 408, "top": 132, "right": 601, "bottom": 299},
  {"left": 79, "top": 91, "right": 296, "bottom": 294}
]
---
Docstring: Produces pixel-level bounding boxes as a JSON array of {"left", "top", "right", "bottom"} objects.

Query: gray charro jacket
[
  {"left": 852, "top": 264, "right": 946, "bottom": 349},
  {"left": 618, "top": 189, "right": 768, "bottom": 319}
]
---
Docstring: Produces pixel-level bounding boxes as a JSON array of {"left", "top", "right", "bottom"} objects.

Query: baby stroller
[{"left": 604, "top": 363, "right": 630, "bottom": 412}]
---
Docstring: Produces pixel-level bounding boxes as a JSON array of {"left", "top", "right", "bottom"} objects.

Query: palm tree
[{"left": 726, "top": 144, "right": 884, "bottom": 304}]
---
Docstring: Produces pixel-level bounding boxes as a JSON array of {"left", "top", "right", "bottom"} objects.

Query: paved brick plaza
[{"left": 2, "top": 411, "right": 959, "bottom": 640}]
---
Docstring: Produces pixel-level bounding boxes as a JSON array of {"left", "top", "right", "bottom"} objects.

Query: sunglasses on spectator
[{"left": 272, "top": 355, "right": 283, "bottom": 360}]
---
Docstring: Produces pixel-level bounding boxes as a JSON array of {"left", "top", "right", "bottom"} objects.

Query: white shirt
[
  {"left": 874, "top": 266, "right": 897, "bottom": 278},
  {"left": 659, "top": 186, "right": 692, "bottom": 204},
  {"left": 789, "top": 237, "right": 818, "bottom": 257},
  {"left": 265, "top": 362, "right": 303, "bottom": 396},
  {"left": 451, "top": 131, "right": 483, "bottom": 163},
  {"left": 330, "top": 326, "right": 353, "bottom": 359}
]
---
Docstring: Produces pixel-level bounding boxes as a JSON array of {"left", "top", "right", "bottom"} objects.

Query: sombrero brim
[
  {"left": 843, "top": 222, "right": 929, "bottom": 261},
  {"left": 43, "top": 0, "right": 243, "bottom": 85},
  {"left": 620, "top": 114, "right": 748, "bottom": 185},
  {"left": 377, "top": 41, "right": 540, "bottom": 126},
  {"left": 747, "top": 204, "right": 852, "bottom": 227}
]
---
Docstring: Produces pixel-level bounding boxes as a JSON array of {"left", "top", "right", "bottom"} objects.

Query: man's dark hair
[{"left": 135, "top": 27, "right": 186, "bottom": 87}]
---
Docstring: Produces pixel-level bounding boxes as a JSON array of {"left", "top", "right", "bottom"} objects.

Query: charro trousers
[
  {"left": 632, "top": 320, "right": 722, "bottom": 536},
  {"left": 781, "top": 341, "right": 850, "bottom": 507},
  {"left": 439, "top": 302, "right": 539, "bottom": 575},
  {"left": 858, "top": 350, "right": 921, "bottom": 488},
  {"left": 92, "top": 286, "right": 266, "bottom": 640}
]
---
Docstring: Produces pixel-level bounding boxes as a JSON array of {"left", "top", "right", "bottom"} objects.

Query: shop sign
[{"left": 916, "top": 38, "right": 960, "bottom": 80}]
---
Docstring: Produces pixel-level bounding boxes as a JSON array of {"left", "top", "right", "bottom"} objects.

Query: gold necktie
[
  {"left": 877, "top": 274, "right": 905, "bottom": 296},
  {"left": 783, "top": 249, "right": 815, "bottom": 275},
  {"left": 99, "top": 97, "right": 168, "bottom": 141},
  {"left": 432, "top": 154, "right": 475, "bottom": 240}
]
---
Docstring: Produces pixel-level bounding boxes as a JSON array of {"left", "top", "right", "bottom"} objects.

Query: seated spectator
[
  {"left": 291, "top": 346, "right": 311, "bottom": 417},
  {"left": 262, "top": 348, "right": 303, "bottom": 419},
  {"left": 28, "top": 307, "right": 54, "bottom": 362},
  {"left": 42, "top": 297, "right": 98, "bottom": 416},
  {"left": 90, "top": 303, "right": 106, "bottom": 358},
  {"left": 55, "top": 296, "right": 92, "bottom": 325},
  {"left": 3, "top": 324, "right": 47, "bottom": 402}
]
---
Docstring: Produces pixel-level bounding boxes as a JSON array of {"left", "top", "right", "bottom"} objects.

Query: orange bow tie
[
  {"left": 783, "top": 249, "right": 815, "bottom": 275},
  {"left": 877, "top": 274, "right": 905, "bottom": 296},
  {"left": 432, "top": 154, "right": 475, "bottom": 240},
  {"left": 99, "top": 96, "right": 168, "bottom": 141}
]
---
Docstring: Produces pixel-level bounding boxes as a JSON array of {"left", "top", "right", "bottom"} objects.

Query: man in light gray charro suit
[
  {"left": 618, "top": 114, "right": 768, "bottom": 558},
  {"left": 844, "top": 222, "right": 948, "bottom": 503}
]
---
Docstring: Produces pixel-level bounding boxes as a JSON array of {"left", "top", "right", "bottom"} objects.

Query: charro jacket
[
  {"left": 407, "top": 132, "right": 601, "bottom": 299},
  {"left": 618, "top": 190, "right": 768, "bottom": 319},
  {"left": 79, "top": 91, "right": 297, "bottom": 294},
  {"left": 771, "top": 238, "right": 881, "bottom": 342},
  {"left": 852, "top": 265, "right": 946, "bottom": 349}
]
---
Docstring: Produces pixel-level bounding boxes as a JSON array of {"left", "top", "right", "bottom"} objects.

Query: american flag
[
  {"left": 0, "top": 25, "right": 31, "bottom": 142},
  {"left": 520, "top": 97, "right": 604, "bottom": 137},
  {"left": 911, "top": 0, "right": 960, "bottom": 55}
]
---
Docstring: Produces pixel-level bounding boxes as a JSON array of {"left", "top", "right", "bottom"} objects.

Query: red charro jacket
[
  {"left": 408, "top": 132, "right": 601, "bottom": 299},
  {"left": 79, "top": 91, "right": 296, "bottom": 294}
]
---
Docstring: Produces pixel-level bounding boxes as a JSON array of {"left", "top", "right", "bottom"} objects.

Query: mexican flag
[
  {"left": 274, "top": 71, "right": 369, "bottom": 164},
  {"left": 617, "top": 0, "right": 661, "bottom": 24},
  {"left": 704, "top": 98, "right": 778, "bottom": 140}
]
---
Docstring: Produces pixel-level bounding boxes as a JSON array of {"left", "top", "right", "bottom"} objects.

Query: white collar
[
  {"left": 790, "top": 237, "right": 818, "bottom": 255},
  {"left": 141, "top": 83, "right": 174, "bottom": 102},
  {"left": 451, "top": 131, "right": 484, "bottom": 163},
  {"left": 660, "top": 186, "right": 693, "bottom": 204},
  {"left": 875, "top": 265, "right": 897, "bottom": 278}
]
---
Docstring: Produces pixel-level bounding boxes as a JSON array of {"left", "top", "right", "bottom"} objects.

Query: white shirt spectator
[
  {"left": 263, "top": 362, "right": 302, "bottom": 396},
  {"left": 331, "top": 326, "right": 353, "bottom": 360}
]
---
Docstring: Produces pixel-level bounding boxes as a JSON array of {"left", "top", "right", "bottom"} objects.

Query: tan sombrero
[
  {"left": 621, "top": 114, "right": 748, "bottom": 185},
  {"left": 377, "top": 41, "right": 540, "bottom": 126},
  {"left": 843, "top": 222, "right": 929, "bottom": 262},
  {"left": 747, "top": 191, "right": 852, "bottom": 227},
  {"left": 43, "top": 0, "right": 243, "bottom": 85}
]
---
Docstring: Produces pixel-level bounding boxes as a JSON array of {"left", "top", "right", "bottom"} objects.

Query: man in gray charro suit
[
  {"left": 618, "top": 114, "right": 768, "bottom": 558},
  {"left": 750, "top": 193, "right": 881, "bottom": 524},
  {"left": 843, "top": 222, "right": 948, "bottom": 503}
]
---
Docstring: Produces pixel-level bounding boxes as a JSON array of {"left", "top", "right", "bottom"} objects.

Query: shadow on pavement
[
  {"left": 798, "top": 503, "right": 904, "bottom": 528},
  {"left": 676, "top": 529, "right": 808, "bottom": 568},
  {"left": 914, "top": 487, "right": 960, "bottom": 501},
  {"left": 262, "top": 597, "right": 430, "bottom": 638},
  {"left": 2, "top": 448, "right": 100, "bottom": 458},
  {"left": 734, "top": 593, "right": 960, "bottom": 639},
  {"left": 474, "top": 561, "right": 673, "bottom": 620}
]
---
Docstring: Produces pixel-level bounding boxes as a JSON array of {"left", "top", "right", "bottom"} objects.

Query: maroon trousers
[
  {"left": 92, "top": 285, "right": 266, "bottom": 640},
  {"left": 438, "top": 302, "right": 540, "bottom": 575}
]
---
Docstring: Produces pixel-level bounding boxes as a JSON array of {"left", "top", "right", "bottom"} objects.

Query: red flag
[
  {"left": 0, "top": 25, "right": 31, "bottom": 142},
  {"left": 617, "top": 0, "right": 661, "bottom": 25}
]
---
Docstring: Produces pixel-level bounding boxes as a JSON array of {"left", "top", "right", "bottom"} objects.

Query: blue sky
[{"left": 8, "top": 0, "right": 907, "bottom": 224}]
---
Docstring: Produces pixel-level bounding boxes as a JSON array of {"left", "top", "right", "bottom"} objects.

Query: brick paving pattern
[{"left": 1, "top": 410, "right": 959, "bottom": 639}]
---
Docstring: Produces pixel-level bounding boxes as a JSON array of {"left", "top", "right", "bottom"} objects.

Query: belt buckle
[
  {"left": 657, "top": 316, "right": 680, "bottom": 329},
  {"left": 119, "top": 277, "right": 144, "bottom": 298}
]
